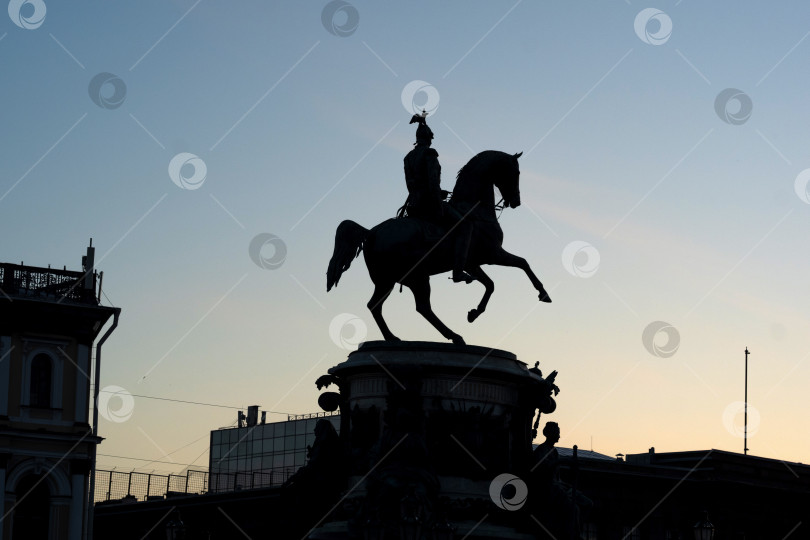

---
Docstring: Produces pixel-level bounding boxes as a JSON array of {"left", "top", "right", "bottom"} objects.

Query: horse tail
[{"left": 327, "top": 220, "right": 369, "bottom": 291}]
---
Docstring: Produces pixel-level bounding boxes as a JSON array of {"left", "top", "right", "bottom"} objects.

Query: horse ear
[{"left": 513, "top": 152, "right": 523, "bottom": 160}]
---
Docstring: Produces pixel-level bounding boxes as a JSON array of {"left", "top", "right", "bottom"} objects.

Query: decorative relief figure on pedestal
[
  {"left": 528, "top": 361, "right": 560, "bottom": 440},
  {"left": 530, "top": 422, "right": 590, "bottom": 540}
]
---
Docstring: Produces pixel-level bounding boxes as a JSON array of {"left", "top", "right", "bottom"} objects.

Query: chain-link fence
[{"left": 94, "top": 468, "right": 294, "bottom": 503}]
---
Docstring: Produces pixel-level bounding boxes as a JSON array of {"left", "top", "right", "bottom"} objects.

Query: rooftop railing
[
  {"left": 0, "top": 262, "right": 97, "bottom": 304},
  {"left": 94, "top": 468, "right": 294, "bottom": 503}
]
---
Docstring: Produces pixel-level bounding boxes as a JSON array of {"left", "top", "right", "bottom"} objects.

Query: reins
[{"left": 494, "top": 197, "right": 505, "bottom": 220}]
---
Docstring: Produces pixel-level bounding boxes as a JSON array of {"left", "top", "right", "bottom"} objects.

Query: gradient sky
[{"left": 2, "top": 1, "right": 809, "bottom": 474}]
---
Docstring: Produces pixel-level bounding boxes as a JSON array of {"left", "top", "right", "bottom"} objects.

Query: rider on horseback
[{"left": 403, "top": 111, "right": 474, "bottom": 284}]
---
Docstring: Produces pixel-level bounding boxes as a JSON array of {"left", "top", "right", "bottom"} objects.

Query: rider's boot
[
  {"left": 451, "top": 221, "right": 474, "bottom": 284},
  {"left": 452, "top": 269, "right": 474, "bottom": 283}
]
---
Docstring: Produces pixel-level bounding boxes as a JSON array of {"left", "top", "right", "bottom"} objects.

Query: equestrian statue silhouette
[{"left": 327, "top": 112, "right": 551, "bottom": 345}]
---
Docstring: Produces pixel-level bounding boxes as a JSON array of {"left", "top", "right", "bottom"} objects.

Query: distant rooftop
[
  {"left": 0, "top": 243, "right": 101, "bottom": 305},
  {"left": 213, "top": 410, "right": 340, "bottom": 431},
  {"left": 532, "top": 445, "right": 615, "bottom": 461},
  {"left": 557, "top": 447, "right": 614, "bottom": 461}
]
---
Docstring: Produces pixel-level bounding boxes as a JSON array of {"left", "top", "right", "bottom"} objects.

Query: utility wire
[
  {"left": 98, "top": 419, "right": 242, "bottom": 471},
  {"left": 96, "top": 389, "right": 292, "bottom": 414},
  {"left": 97, "top": 454, "right": 208, "bottom": 469},
  {"left": 100, "top": 288, "right": 115, "bottom": 307}
]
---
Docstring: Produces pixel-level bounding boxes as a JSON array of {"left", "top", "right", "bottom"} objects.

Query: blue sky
[{"left": 2, "top": 1, "right": 809, "bottom": 473}]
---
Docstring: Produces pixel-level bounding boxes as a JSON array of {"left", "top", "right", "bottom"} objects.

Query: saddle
[{"left": 404, "top": 214, "right": 448, "bottom": 243}]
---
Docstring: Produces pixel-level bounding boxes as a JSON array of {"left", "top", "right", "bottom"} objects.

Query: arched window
[
  {"left": 12, "top": 474, "right": 50, "bottom": 539},
  {"left": 29, "top": 354, "right": 52, "bottom": 408}
]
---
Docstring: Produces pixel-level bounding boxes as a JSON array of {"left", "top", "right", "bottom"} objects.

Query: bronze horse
[{"left": 327, "top": 150, "right": 551, "bottom": 345}]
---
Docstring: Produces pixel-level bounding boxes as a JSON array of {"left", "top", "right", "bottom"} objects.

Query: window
[
  {"left": 12, "top": 475, "right": 49, "bottom": 539},
  {"left": 622, "top": 527, "right": 640, "bottom": 540},
  {"left": 29, "top": 354, "right": 52, "bottom": 408}
]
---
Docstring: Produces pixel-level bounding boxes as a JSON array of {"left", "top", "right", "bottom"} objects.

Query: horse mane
[
  {"left": 453, "top": 150, "right": 511, "bottom": 200},
  {"left": 455, "top": 150, "right": 505, "bottom": 183}
]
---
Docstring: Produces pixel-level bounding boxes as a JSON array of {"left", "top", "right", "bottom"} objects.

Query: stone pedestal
[{"left": 309, "top": 341, "right": 557, "bottom": 539}]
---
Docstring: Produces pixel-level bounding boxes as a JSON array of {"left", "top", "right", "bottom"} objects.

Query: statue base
[{"left": 309, "top": 341, "right": 555, "bottom": 539}]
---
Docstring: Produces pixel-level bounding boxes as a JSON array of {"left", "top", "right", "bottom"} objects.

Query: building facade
[
  {"left": 208, "top": 410, "right": 340, "bottom": 492},
  {"left": 0, "top": 244, "right": 119, "bottom": 540},
  {"left": 95, "top": 444, "right": 810, "bottom": 539}
]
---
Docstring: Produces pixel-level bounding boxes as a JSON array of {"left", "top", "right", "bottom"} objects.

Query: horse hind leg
[
  {"left": 408, "top": 277, "right": 466, "bottom": 345},
  {"left": 368, "top": 282, "right": 400, "bottom": 342}
]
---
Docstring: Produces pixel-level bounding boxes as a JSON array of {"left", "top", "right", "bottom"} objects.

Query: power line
[
  {"left": 97, "top": 453, "right": 207, "bottom": 469},
  {"left": 97, "top": 418, "right": 243, "bottom": 470},
  {"left": 96, "top": 389, "right": 292, "bottom": 414},
  {"left": 136, "top": 433, "right": 211, "bottom": 470},
  {"left": 100, "top": 288, "right": 115, "bottom": 307}
]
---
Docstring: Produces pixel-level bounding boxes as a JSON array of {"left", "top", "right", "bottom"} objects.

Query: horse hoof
[
  {"left": 538, "top": 290, "right": 552, "bottom": 303},
  {"left": 385, "top": 336, "right": 402, "bottom": 342},
  {"left": 451, "top": 335, "right": 466, "bottom": 346},
  {"left": 467, "top": 309, "right": 480, "bottom": 323}
]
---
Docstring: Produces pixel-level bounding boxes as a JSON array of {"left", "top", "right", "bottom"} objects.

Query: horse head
[
  {"left": 454, "top": 150, "right": 524, "bottom": 210},
  {"left": 497, "top": 151, "right": 522, "bottom": 208}
]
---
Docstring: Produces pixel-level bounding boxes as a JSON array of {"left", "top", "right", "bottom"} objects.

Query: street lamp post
[{"left": 744, "top": 347, "right": 750, "bottom": 456}]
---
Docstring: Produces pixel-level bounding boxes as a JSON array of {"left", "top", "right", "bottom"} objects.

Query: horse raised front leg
[
  {"left": 492, "top": 248, "right": 552, "bottom": 303},
  {"left": 367, "top": 282, "right": 400, "bottom": 341},
  {"left": 408, "top": 277, "right": 466, "bottom": 345},
  {"left": 466, "top": 265, "right": 494, "bottom": 323}
]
